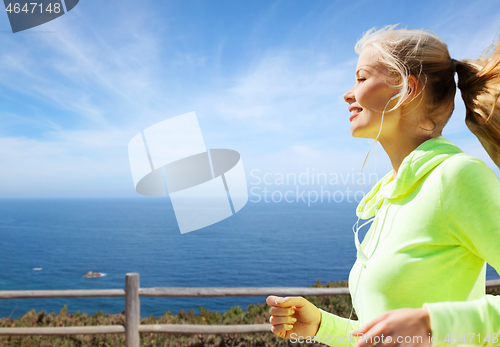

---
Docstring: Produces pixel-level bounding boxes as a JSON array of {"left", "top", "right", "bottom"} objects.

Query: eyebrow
[{"left": 355, "top": 66, "right": 373, "bottom": 77}]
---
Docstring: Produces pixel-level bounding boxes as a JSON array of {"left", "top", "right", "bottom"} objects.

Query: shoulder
[
  {"left": 439, "top": 153, "right": 500, "bottom": 197},
  {"left": 441, "top": 152, "right": 486, "bottom": 169},
  {"left": 440, "top": 153, "right": 495, "bottom": 179}
]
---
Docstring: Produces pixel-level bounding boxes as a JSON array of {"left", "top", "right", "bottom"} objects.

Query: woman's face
[{"left": 343, "top": 47, "right": 402, "bottom": 139}]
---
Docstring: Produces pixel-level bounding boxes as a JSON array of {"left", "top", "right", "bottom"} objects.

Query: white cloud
[
  {"left": 196, "top": 48, "right": 354, "bottom": 141},
  {"left": 0, "top": 134, "right": 135, "bottom": 198}
]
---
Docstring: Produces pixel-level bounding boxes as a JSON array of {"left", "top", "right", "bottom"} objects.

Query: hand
[
  {"left": 266, "top": 295, "right": 322, "bottom": 340},
  {"left": 351, "top": 308, "right": 431, "bottom": 347}
]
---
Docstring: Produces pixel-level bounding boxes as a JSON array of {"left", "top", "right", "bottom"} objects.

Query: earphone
[
  {"left": 345, "top": 90, "right": 403, "bottom": 344},
  {"left": 390, "top": 90, "right": 403, "bottom": 100}
]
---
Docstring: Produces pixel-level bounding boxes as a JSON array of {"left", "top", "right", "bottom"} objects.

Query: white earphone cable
[{"left": 346, "top": 93, "right": 401, "bottom": 344}]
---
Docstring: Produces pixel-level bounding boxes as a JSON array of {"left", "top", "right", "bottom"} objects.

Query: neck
[
  {"left": 375, "top": 102, "right": 441, "bottom": 179},
  {"left": 379, "top": 134, "right": 436, "bottom": 180}
]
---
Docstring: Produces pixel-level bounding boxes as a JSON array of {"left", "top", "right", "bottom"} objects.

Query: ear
[{"left": 403, "top": 75, "right": 421, "bottom": 104}]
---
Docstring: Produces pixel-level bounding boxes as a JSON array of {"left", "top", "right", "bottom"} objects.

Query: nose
[{"left": 343, "top": 86, "right": 355, "bottom": 104}]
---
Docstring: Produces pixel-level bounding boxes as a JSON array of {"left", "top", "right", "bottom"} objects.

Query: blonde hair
[{"left": 355, "top": 25, "right": 500, "bottom": 169}]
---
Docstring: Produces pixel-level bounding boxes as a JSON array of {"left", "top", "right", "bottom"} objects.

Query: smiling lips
[{"left": 349, "top": 105, "right": 363, "bottom": 121}]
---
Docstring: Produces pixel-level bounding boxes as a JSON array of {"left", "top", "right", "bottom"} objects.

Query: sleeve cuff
[
  {"left": 315, "top": 308, "right": 336, "bottom": 338},
  {"left": 423, "top": 296, "right": 500, "bottom": 346},
  {"left": 314, "top": 308, "right": 359, "bottom": 347},
  {"left": 422, "top": 302, "right": 441, "bottom": 344}
]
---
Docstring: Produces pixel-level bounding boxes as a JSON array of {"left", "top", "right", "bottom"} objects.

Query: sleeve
[
  {"left": 423, "top": 155, "right": 500, "bottom": 347},
  {"left": 313, "top": 309, "right": 360, "bottom": 346}
]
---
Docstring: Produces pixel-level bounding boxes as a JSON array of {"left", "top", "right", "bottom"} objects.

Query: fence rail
[
  {"left": 0, "top": 289, "right": 126, "bottom": 299},
  {"left": 1, "top": 273, "right": 499, "bottom": 347},
  {"left": 0, "top": 287, "right": 350, "bottom": 299}
]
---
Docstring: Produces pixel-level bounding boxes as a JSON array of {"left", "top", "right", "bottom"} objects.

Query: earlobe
[{"left": 405, "top": 88, "right": 413, "bottom": 102}]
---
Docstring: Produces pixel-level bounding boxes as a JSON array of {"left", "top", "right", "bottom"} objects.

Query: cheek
[
  {"left": 355, "top": 89, "right": 370, "bottom": 108},
  {"left": 356, "top": 83, "right": 391, "bottom": 111}
]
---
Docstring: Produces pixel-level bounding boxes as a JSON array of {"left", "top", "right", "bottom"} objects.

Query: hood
[{"left": 356, "top": 136, "right": 463, "bottom": 219}]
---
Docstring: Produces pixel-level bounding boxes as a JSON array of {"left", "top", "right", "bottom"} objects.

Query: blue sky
[{"left": 1, "top": 0, "right": 500, "bottom": 198}]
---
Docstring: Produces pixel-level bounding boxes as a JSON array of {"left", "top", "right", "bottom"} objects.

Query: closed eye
[{"left": 357, "top": 78, "right": 366, "bottom": 82}]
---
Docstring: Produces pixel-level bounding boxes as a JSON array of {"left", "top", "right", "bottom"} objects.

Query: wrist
[
  {"left": 420, "top": 307, "right": 431, "bottom": 334},
  {"left": 314, "top": 308, "right": 322, "bottom": 335}
]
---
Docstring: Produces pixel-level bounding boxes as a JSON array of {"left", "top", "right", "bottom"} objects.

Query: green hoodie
[{"left": 313, "top": 136, "right": 500, "bottom": 347}]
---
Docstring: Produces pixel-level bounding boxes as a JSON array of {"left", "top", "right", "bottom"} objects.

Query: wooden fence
[{"left": 1, "top": 273, "right": 499, "bottom": 347}]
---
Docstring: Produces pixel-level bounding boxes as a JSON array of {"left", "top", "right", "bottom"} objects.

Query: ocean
[{"left": 0, "top": 198, "right": 498, "bottom": 319}]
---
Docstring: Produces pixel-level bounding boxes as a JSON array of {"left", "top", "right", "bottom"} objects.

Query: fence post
[{"left": 125, "top": 273, "right": 140, "bottom": 347}]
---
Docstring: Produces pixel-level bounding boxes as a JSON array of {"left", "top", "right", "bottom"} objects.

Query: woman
[{"left": 267, "top": 25, "right": 500, "bottom": 347}]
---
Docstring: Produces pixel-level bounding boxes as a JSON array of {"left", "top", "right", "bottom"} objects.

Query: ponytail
[{"left": 455, "top": 39, "right": 500, "bottom": 169}]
